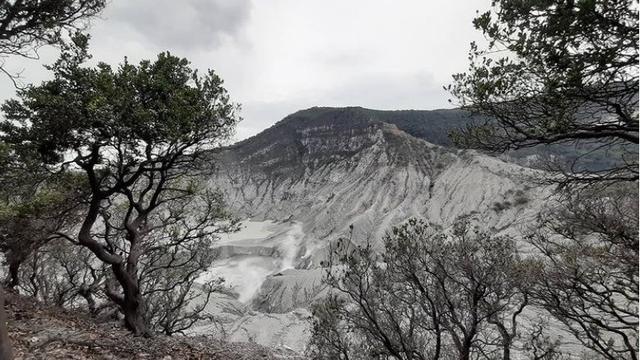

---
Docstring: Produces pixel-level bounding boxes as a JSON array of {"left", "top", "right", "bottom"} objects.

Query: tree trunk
[
  {"left": 4, "top": 261, "right": 19, "bottom": 289},
  {"left": 111, "top": 264, "right": 148, "bottom": 336},
  {"left": 491, "top": 319, "right": 513, "bottom": 360},
  {"left": 501, "top": 341, "right": 511, "bottom": 360},
  {"left": 122, "top": 294, "right": 147, "bottom": 336},
  {"left": 499, "top": 331, "right": 512, "bottom": 360},
  {"left": 0, "top": 288, "right": 13, "bottom": 360},
  {"left": 459, "top": 349, "right": 470, "bottom": 360},
  {"left": 459, "top": 336, "right": 473, "bottom": 360},
  {"left": 78, "top": 287, "right": 97, "bottom": 316}
]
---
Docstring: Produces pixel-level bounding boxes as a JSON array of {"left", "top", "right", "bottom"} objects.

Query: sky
[{"left": 0, "top": 0, "right": 490, "bottom": 142}]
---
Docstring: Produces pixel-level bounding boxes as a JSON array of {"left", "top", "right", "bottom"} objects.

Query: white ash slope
[
  {"left": 211, "top": 107, "right": 551, "bottom": 265},
  {"left": 200, "top": 107, "right": 553, "bottom": 352}
]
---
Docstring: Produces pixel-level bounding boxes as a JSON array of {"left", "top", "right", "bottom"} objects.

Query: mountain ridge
[
  {"left": 229, "top": 106, "right": 477, "bottom": 150},
  {"left": 197, "top": 105, "right": 555, "bottom": 350},
  {"left": 209, "top": 106, "right": 549, "bottom": 262},
  {"left": 224, "top": 105, "right": 629, "bottom": 173}
]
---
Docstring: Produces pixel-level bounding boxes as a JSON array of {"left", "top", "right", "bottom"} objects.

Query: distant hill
[
  {"left": 216, "top": 105, "right": 550, "bottom": 248},
  {"left": 273, "top": 106, "right": 478, "bottom": 147},
  {"left": 246, "top": 106, "right": 632, "bottom": 172},
  {"left": 208, "top": 105, "right": 552, "bottom": 321}
]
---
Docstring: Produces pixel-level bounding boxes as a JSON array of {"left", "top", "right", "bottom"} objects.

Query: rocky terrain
[
  {"left": 213, "top": 107, "right": 551, "bottom": 250},
  {"left": 5, "top": 291, "right": 303, "bottom": 360},
  {"left": 194, "top": 107, "right": 555, "bottom": 352}
]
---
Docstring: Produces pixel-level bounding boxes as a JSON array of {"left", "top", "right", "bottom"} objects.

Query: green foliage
[
  {"left": 0, "top": 171, "right": 86, "bottom": 220},
  {"left": 0, "top": 159, "right": 87, "bottom": 289},
  {"left": 0, "top": 0, "right": 106, "bottom": 83},
  {"left": 0, "top": 140, "right": 87, "bottom": 248},
  {"left": 0, "top": 39, "right": 240, "bottom": 336},
  {"left": 448, "top": 0, "right": 638, "bottom": 184},
  {"left": 1, "top": 35, "right": 239, "bottom": 166}
]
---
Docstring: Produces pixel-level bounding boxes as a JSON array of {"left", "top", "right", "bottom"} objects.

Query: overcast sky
[{"left": 0, "top": 0, "right": 489, "bottom": 142}]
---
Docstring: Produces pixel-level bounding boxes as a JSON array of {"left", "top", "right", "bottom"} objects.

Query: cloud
[
  {"left": 0, "top": 0, "right": 490, "bottom": 145},
  {"left": 321, "top": 71, "right": 451, "bottom": 110},
  {"left": 107, "top": 0, "right": 252, "bottom": 51}
]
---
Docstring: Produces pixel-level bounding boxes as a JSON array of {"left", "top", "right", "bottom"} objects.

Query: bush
[{"left": 308, "top": 219, "right": 548, "bottom": 360}]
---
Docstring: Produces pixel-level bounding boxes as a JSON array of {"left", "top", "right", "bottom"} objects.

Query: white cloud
[
  {"left": 106, "top": 0, "right": 252, "bottom": 51},
  {"left": 0, "top": 0, "right": 490, "bottom": 142}
]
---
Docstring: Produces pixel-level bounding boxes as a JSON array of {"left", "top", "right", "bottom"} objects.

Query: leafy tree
[
  {"left": 0, "top": 37, "right": 240, "bottom": 335},
  {"left": 448, "top": 0, "right": 638, "bottom": 185},
  {"left": 0, "top": 0, "right": 106, "bottom": 84},
  {"left": 0, "top": 2, "right": 106, "bottom": 357},
  {"left": 308, "top": 219, "right": 543, "bottom": 360}
]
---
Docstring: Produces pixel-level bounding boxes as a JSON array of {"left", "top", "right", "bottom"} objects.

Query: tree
[
  {"left": 106, "top": 185, "right": 237, "bottom": 335},
  {"left": 308, "top": 219, "right": 542, "bottom": 360},
  {"left": 448, "top": 0, "right": 638, "bottom": 185},
  {"left": 19, "top": 237, "right": 107, "bottom": 313},
  {"left": 528, "top": 184, "right": 638, "bottom": 360},
  {"left": 449, "top": 1, "right": 639, "bottom": 358},
  {"left": 0, "top": 37, "right": 240, "bottom": 335},
  {"left": 0, "top": 168, "right": 87, "bottom": 289},
  {"left": 0, "top": 0, "right": 106, "bottom": 84},
  {"left": 0, "top": 2, "right": 106, "bottom": 357},
  {"left": 0, "top": 288, "right": 9, "bottom": 360},
  {"left": 18, "top": 184, "right": 236, "bottom": 335}
]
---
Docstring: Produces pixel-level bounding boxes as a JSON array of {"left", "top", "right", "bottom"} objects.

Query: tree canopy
[
  {"left": 448, "top": 0, "right": 638, "bottom": 184},
  {"left": 447, "top": 2, "right": 639, "bottom": 358},
  {"left": 0, "top": 37, "right": 240, "bottom": 335},
  {"left": 0, "top": 0, "right": 106, "bottom": 84}
]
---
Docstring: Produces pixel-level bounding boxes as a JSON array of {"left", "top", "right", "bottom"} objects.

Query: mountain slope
[
  {"left": 210, "top": 107, "right": 550, "bottom": 267},
  {"left": 198, "top": 106, "right": 556, "bottom": 351},
  {"left": 253, "top": 106, "right": 629, "bottom": 172}
]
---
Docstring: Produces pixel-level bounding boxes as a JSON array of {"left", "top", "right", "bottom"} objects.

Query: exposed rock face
[
  {"left": 198, "top": 107, "right": 554, "bottom": 353},
  {"left": 210, "top": 107, "right": 549, "bottom": 264},
  {"left": 251, "top": 268, "right": 327, "bottom": 314}
]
